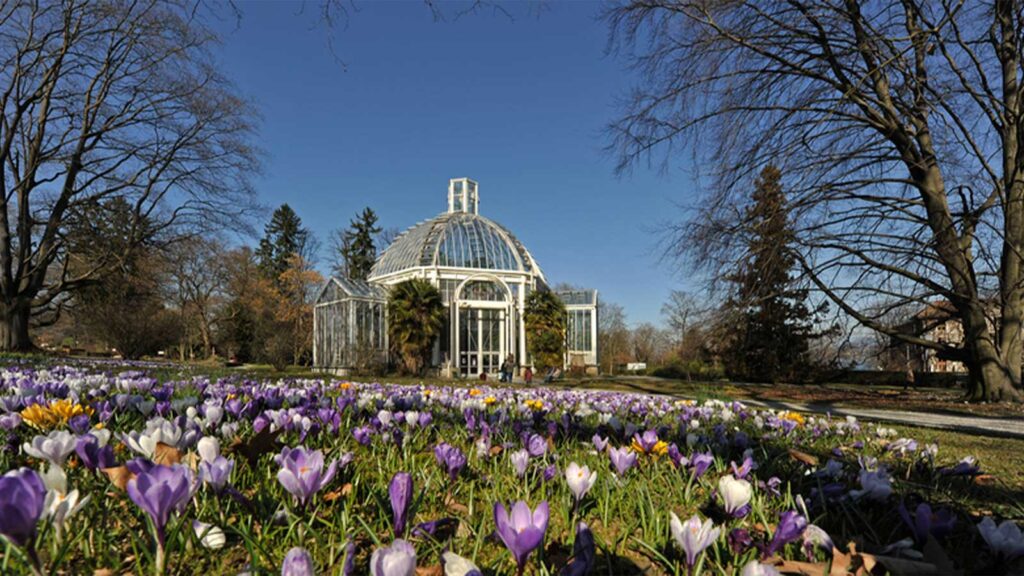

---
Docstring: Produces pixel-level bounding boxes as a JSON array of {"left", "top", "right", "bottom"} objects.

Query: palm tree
[
  {"left": 387, "top": 279, "right": 446, "bottom": 374},
  {"left": 525, "top": 289, "right": 566, "bottom": 372}
]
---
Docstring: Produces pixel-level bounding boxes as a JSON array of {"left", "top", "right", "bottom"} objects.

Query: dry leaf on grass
[
  {"left": 788, "top": 448, "right": 819, "bottom": 467},
  {"left": 153, "top": 442, "right": 181, "bottom": 466},
  {"left": 101, "top": 466, "right": 133, "bottom": 491},
  {"left": 415, "top": 565, "right": 443, "bottom": 576}
]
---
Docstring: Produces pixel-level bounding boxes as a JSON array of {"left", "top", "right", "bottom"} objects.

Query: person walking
[
  {"left": 903, "top": 366, "right": 915, "bottom": 392},
  {"left": 524, "top": 366, "right": 533, "bottom": 385}
]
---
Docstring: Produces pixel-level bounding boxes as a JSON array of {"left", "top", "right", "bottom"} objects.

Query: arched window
[{"left": 458, "top": 280, "right": 507, "bottom": 302}]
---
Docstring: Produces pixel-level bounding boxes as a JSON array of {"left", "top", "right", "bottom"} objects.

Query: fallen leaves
[{"left": 788, "top": 448, "right": 819, "bottom": 467}]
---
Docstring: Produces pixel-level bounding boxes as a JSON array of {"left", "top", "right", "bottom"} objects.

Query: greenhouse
[{"left": 313, "top": 177, "right": 599, "bottom": 377}]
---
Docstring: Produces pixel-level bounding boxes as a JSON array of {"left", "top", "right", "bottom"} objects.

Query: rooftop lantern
[{"left": 448, "top": 177, "right": 479, "bottom": 215}]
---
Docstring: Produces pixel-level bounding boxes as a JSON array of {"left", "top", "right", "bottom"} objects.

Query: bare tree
[
  {"left": 0, "top": 0, "right": 260, "bottom": 351},
  {"left": 166, "top": 237, "right": 231, "bottom": 359},
  {"left": 606, "top": 0, "right": 1024, "bottom": 401},
  {"left": 598, "top": 300, "right": 630, "bottom": 374}
]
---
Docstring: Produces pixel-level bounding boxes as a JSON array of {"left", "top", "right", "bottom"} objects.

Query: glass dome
[{"left": 369, "top": 212, "right": 543, "bottom": 278}]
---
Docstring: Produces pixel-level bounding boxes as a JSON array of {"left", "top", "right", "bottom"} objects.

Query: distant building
[
  {"left": 889, "top": 301, "right": 966, "bottom": 373},
  {"left": 313, "top": 177, "right": 599, "bottom": 377}
]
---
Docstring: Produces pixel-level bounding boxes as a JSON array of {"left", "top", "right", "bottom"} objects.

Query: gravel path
[{"left": 731, "top": 397, "right": 1024, "bottom": 438}]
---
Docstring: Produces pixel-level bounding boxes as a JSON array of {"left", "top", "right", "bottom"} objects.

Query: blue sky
[{"left": 212, "top": 1, "right": 699, "bottom": 326}]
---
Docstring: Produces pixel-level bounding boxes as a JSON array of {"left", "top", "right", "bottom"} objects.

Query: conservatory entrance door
[{"left": 458, "top": 308, "right": 505, "bottom": 377}]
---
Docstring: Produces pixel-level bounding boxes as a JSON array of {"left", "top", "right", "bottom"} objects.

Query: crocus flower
[
  {"left": 126, "top": 464, "right": 194, "bottom": 547},
  {"left": 199, "top": 456, "right": 234, "bottom": 492},
  {"left": 730, "top": 454, "right": 756, "bottom": 479},
  {"left": 667, "top": 444, "right": 688, "bottom": 469},
  {"left": 282, "top": 546, "right": 316, "bottom": 576},
  {"left": 442, "top": 551, "right": 482, "bottom": 576},
  {"left": 542, "top": 464, "right": 557, "bottom": 482},
  {"left": 353, "top": 426, "right": 373, "bottom": 446},
  {"left": 370, "top": 539, "right": 417, "bottom": 576},
  {"left": 390, "top": 472, "right": 413, "bottom": 537},
  {"left": 669, "top": 512, "right": 720, "bottom": 568},
  {"left": 689, "top": 452, "right": 714, "bottom": 478},
  {"left": 494, "top": 500, "right": 549, "bottom": 574},
  {"left": 275, "top": 446, "right": 338, "bottom": 508},
  {"left": 22, "top": 430, "right": 77, "bottom": 467},
  {"left": 631, "top": 429, "right": 668, "bottom": 456},
  {"left": 561, "top": 522, "right": 596, "bottom": 576},
  {"left": 609, "top": 446, "right": 637, "bottom": 476},
  {"left": 434, "top": 443, "right": 468, "bottom": 481},
  {"left": 565, "top": 462, "right": 597, "bottom": 502},
  {"left": 525, "top": 434, "right": 547, "bottom": 457},
  {"left": 741, "top": 560, "right": 782, "bottom": 576},
  {"left": 765, "top": 511, "right": 807, "bottom": 557},
  {"left": 849, "top": 467, "right": 892, "bottom": 502},
  {"left": 718, "top": 475, "right": 752, "bottom": 517},
  {"left": 802, "top": 524, "right": 833, "bottom": 560},
  {"left": 75, "top": 434, "right": 116, "bottom": 470},
  {"left": 510, "top": 449, "right": 530, "bottom": 477},
  {"left": 192, "top": 520, "right": 226, "bottom": 550},
  {"left": 0, "top": 467, "right": 46, "bottom": 547},
  {"left": 41, "top": 464, "right": 89, "bottom": 538},
  {"left": 592, "top": 434, "right": 608, "bottom": 453},
  {"left": 729, "top": 528, "right": 754, "bottom": 555},
  {"left": 898, "top": 502, "right": 955, "bottom": 545},
  {"left": 977, "top": 517, "right": 1024, "bottom": 559},
  {"left": 197, "top": 436, "right": 220, "bottom": 463}
]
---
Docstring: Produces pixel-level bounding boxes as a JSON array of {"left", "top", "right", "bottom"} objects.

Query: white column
[{"left": 518, "top": 280, "right": 527, "bottom": 373}]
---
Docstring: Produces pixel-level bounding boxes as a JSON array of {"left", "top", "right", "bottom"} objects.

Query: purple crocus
[
  {"left": 525, "top": 434, "right": 547, "bottom": 458},
  {"left": 434, "top": 443, "right": 467, "bottom": 481},
  {"left": 898, "top": 502, "right": 956, "bottom": 545},
  {"left": 689, "top": 452, "right": 714, "bottom": 478},
  {"left": 275, "top": 446, "right": 338, "bottom": 508},
  {"left": 0, "top": 467, "right": 46, "bottom": 547},
  {"left": 730, "top": 455, "right": 756, "bottom": 480},
  {"left": 633, "top": 430, "right": 660, "bottom": 453},
  {"left": 609, "top": 446, "right": 637, "bottom": 477},
  {"left": 353, "top": 426, "right": 373, "bottom": 446},
  {"left": 389, "top": 472, "right": 413, "bottom": 537},
  {"left": 510, "top": 449, "right": 530, "bottom": 477},
  {"left": 75, "top": 434, "right": 116, "bottom": 470},
  {"left": 592, "top": 434, "right": 608, "bottom": 453},
  {"left": 281, "top": 546, "right": 316, "bottom": 576},
  {"left": 561, "top": 522, "right": 596, "bottom": 576},
  {"left": 199, "top": 456, "right": 235, "bottom": 492},
  {"left": 765, "top": 511, "right": 807, "bottom": 557},
  {"left": 370, "top": 539, "right": 417, "bottom": 576},
  {"left": 670, "top": 512, "right": 720, "bottom": 569},
  {"left": 127, "top": 463, "right": 194, "bottom": 571},
  {"left": 494, "top": 501, "right": 549, "bottom": 575}
]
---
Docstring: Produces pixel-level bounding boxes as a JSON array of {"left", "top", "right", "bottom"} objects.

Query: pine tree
[
  {"left": 726, "top": 165, "right": 817, "bottom": 383},
  {"left": 256, "top": 204, "right": 310, "bottom": 284},
  {"left": 337, "top": 207, "right": 381, "bottom": 281}
]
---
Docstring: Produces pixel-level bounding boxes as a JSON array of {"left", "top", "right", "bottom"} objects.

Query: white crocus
[
  {"left": 442, "top": 551, "right": 481, "bottom": 576},
  {"left": 122, "top": 417, "right": 184, "bottom": 458},
  {"left": 41, "top": 465, "right": 89, "bottom": 538},
  {"left": 23, "top": 430, "right": 77, "bottom": 467},
  {"left": 197, "top": 436, "right": 220, "bottom": 464},
  {"left": 564, "top": 462, "right": 598, "bottom": 502},
  {"left": 718, "top": 474, "right": 752, "bottom": 515},
  {"left": 192, "top": 520, "right": 227, "bottom": 550}
]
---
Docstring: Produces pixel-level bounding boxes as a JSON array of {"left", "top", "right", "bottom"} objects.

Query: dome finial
[{"left": 448, "top": 177, "right": 479, "bottom": 215}]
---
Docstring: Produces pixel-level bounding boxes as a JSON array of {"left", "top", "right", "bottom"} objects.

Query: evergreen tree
[
  {"left": 525, "top": 290, "right": 567, "bottom": 372},
  {"left": 256, "top": 204, "right": 311, "bottom": 283},
  {"left": 726, "top": 165, "right": 818, "bottom": 383},
  {"left": 336, "top": 207, "right": 381, "bottom": 281}
]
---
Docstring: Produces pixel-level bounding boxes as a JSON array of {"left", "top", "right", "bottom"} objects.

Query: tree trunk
[
  {"left": 0, "top": 303, "right": 34, "bottom": 352},
  {"left": 963, "top": 319, "right": 1022, "bottom": 402}
]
